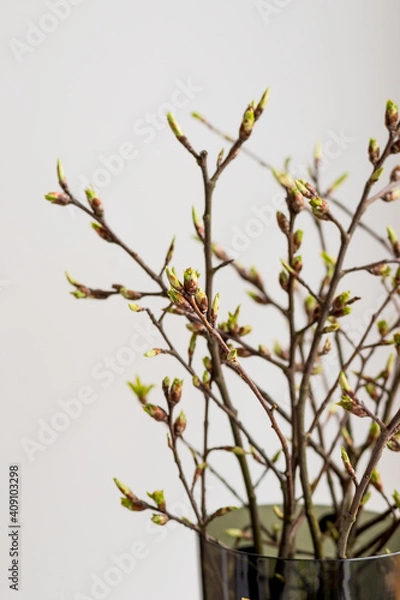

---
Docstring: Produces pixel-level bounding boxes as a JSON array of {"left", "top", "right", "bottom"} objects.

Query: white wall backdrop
[{"left": 2, "top": 0, "right": 400, "bottom": 598}]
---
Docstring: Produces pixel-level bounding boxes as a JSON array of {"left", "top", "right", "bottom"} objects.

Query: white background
[{"left": 2, "top": 0, "right": 400, "bottom": 598}]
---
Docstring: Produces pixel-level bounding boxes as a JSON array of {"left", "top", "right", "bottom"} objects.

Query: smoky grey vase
[{"left": 200, "top": 505, "right": 400, "bottom": 600}]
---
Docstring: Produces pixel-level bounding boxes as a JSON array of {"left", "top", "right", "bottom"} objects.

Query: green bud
[
  {"left": 314, "top": 141, "right": 323, "bottom": 161},
  {"left": 168, "top": 288, "right": 187, "bottom": 307},
  {"left": 170, "top": 378, "right": 183, "bottom": 405},
  {"left": 367, "top": 422, "right": 381, "bottom": 445},
  {"left": 183, "top": 267, "right": 199, "bottom": 295},
  {"left": 195, "top": 288, "right": 208, "bottom": 313},
  {"left": 192, "top": 375, "right": 201, "bottom": 388},
  {"left": 167, "top": 112, "right": 183, "bottom": 138},
  {"left": 292, "top": 255, "right": 303, "bottom": 273},
  {"left": 368, "top": 138, "right": 380, "bottom": 164},
  {"left": 378, "top": 320, "right": 389, "bottom": 337},
  {"left": 322, "top": 323, "right": 340, "bottom": 333},
  {"left": 144, "top": 348, "right": 162, "bottom": 358},
  {"left": 255, "top": 87, "right": 270, "bottom": 119},
  {"left": 166, "top": 267, "right": 183, "bottom": 291},
  {"left": 385, "top": 99, "right": 399, "bottom": 130},
  {"left": 147, "top": 490, "right": 166, "bottom": 511},
  {"left": 128, "top": 303, "right": 143, "bottom": 312},
  {"left": 366, "top": 383, "right": 379, "bottom": 401},
  {"left": 227, "top": 348, "right": 238, "bottom": 363},
  {"left": 56, "top": 158, "right": 68, "bottom": 190},
  {"left": 192, "top": 206, "right": 204, "bottom": 238},
  {"left": 371, "top": 468, "right": 383, "bottom": 492},
  {"left": 225, "top": 528, "right": 245, "bottom": 539},
  {"left": 393, "top": 490, "right": 400, "bottom": 508},
  {"left": 211, "top": 292, "right": 220, "bottom": 325},
  {"left": 370, "top": 166, "right": 384, "bottom": 183},
  {"left": 276, "top": 211, "right": 290, "bottom": 234},
  {"left": 258, "top": 344, "right": 271, "bottom": 358},
  {"left": 293, "top": 229, "right": 304, "bottom": 252},
  {"left": 114, "top": 478, "right": 132, "bottom": 496},
  {"left": 91, "top": 222, "right": 113, "bottom": 242},
  {"left": 173, "top": 411, "right": 187, "bottom": 436},
  {"left": 143, "top": 404, "right": 168, "bottom": 422},
  {"left": 151, "top": 514, "right": 169, "bottom": 526},
  {"left": 239, "top": 104, "right": 255, "bottom": 140},
  {"left": 326, "top": 172, "right": 349, "bottom": 194},
  {"left": 44, "top": 191, "right": 70, "bottom": 206},
  {"left": 273, "top": 506, "right": 284, "bottom": 520}
]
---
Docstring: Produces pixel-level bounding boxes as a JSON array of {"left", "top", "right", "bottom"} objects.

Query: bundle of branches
[{"left": 44, "top": 89, "right": 400, "bottom": 559}]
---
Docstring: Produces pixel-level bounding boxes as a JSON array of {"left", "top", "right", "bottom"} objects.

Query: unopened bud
[
  {"left": 195, "top": 288, "right": 208, "bottom": 313},
  {"left": 385, "top": 100, "right": 399, "bottom": 131},
  {"left": 326, "top": 172, "right": 349, "bottom": 195},
  {"left": 216, "top": 148, "right": 224, "bottom": 167},
  {"left": 367, "top": 422, "right": 380, "bottom": 445},
  {"left": 144, "top": 348, "right": 162, "bottom": 358},
  {"left": 314, "top": 141, "right": 323, "bottom": 162},
  {"left": 168, "top": 288, "right": 188, "bottom": 308},
  {"left": 279, "top": 270, "right": 289, "bottom": 291},
  {"left": 366, "top": 383, "right": 379, "bottom": 401},
  {"left": 173, "top": 411, "right": 187, "bottom": 436},
  {"left": 170, "top": 378, "right": 183, "bottom": 405},
  {"left": 382, "top": 189, "right": 400, "bottom": 203},
  {"left": 85, "top": 187, "right": 104, "bottom": 216},
  {"left": 258, "top": 344, "right": 271, "bottom": 358},
  {"left": 322, "top": 323, "right": 340, "bottom": 334},
  {"left": 166, "top": 267, "right": 183, "bottom": 291},
  {"left": 210, "top": 293, "right": 220, "bottom": 325},
  {"left": 143, "top": 404, "right": 168, "bottom": 422},
  {"left": 183, "top": 268, "right": 199, "bottom": 295},
  {"left": 276, "top": 211, "right": 290, "bottom": 234},
  {"left": 288, "top": 187, "right": 305, "bottom": 213},
  {"left": 341, "top": 446, "right": 357, "bottom": 483},
  {"left": 45, "top": 191, "right": 71, "bottom": 206},
  {"left": 387, "top": 227, "right": 400, "bottom": 257},
  {"left": 370, "top": 166, "right": 384, "bottom": 183},
  {"left": 377, "top": 320, "right": 389, "bottom": 337},
  {"left": 226, "top": 348, "right": 238, "bottom": 363},
  {"left": 162, "top": 376, "right": 170, "bottom": 400},
  {"left": 392, "top": 140, "right": 400, "bottom": 154},
  {"left": 91, "top": 222, "right": 114, "bottom": 242},
  {"left": 239, "top": 104, "right": 255, "bottom": 140},
  {"left": 391, "top": 165, "right": 400, "bottom": 182},
  {"left": 167, "top": 112, "right": 184, "bottom": 138},
  {"left": 128, "top": 303, "right": 143, "bottom": 312},
  {"left": 151, "top": 514, "right": 169, "bottom": 526},
  {"left": 56, "top": 158, "right": 69, "bottom": 191},
  {"left": 309, "top": 197, "right": 330, "bottom": 220},
  {"left": 192, "top": 206, "right": 204, "bottom": 238},
  {"left": 368, "top": 138, "right": 380, "bottom": 164},
  {"left": 292, "top": 255, "right": 303, "bottom": 273},
  {"left": 293, "top": 229, "right": 304, "bottom": 252},
  {"left": 371, "top": 468, "right": 383, "bottom": 492},
  {"left": 272, "top": 169, "right": 293, "bottom": 189},
  {"left": 254, "top": 87, "right": 270, "bottom": 120}
]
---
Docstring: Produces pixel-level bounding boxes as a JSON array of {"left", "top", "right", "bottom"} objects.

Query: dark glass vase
[{"left": 200, "top": 505, "right": 400, "bottom": 600}]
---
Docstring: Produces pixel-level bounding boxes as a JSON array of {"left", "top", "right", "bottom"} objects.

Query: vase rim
[{"left": 201, "top": 535, "right": 400, "bottom": 563}]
